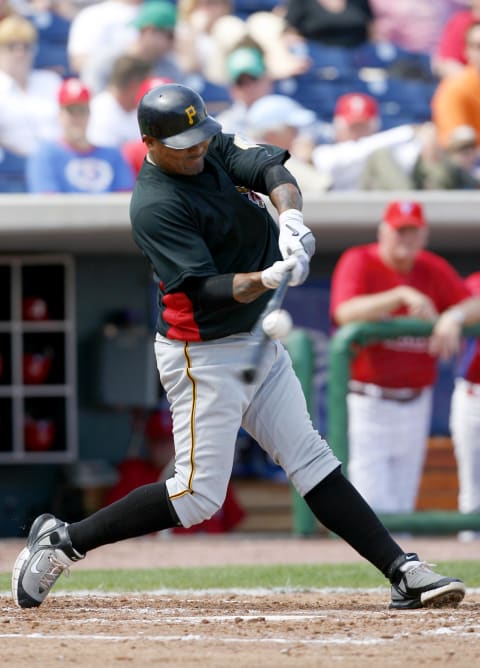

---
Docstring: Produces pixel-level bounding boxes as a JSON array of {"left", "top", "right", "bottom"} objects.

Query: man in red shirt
[{"left": 330, "top": 199, "right": 469, "bottom": 513}]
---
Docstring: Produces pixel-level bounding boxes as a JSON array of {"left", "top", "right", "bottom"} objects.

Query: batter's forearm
[
  {"left": 232, "top": 272, "right": 269, "bottom": 303},
  {"left": 269, "top": 182, "right": 303, "bottom": 215}
]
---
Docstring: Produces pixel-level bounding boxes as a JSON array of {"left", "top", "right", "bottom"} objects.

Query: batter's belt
[{"left": 348, "top": 380, "right": 423, "bottom": 403}]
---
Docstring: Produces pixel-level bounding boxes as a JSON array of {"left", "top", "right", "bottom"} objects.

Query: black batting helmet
[{"left": 137, "top": 83, "right": 221, "bottom": 149}]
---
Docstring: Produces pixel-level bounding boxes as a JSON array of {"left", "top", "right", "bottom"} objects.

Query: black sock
[
  {"left": 304, "top": 467, "right": 404, "bottom": 578},
  {"left": 67, "top": 482, "right": 180, "bottom": 554}
]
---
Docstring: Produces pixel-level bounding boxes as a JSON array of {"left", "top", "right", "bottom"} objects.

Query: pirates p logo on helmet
[
  {"left": 185, "top": 105, "right": 197, "bottom": 126},
  {"left": 137, "top": 83, "right": 221, "bottom": 149}
]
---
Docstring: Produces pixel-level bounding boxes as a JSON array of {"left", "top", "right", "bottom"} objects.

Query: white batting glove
[
  {"left": 278, "top": 209, "right": 315, "bottom": 260},
  {"left": 261, "top": 253, "right": 309, "bottom": 289}
]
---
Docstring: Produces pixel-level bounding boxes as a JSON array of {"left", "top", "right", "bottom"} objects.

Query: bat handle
[{"left": 242, "top": 270, "right": 292, "bottom": 383}]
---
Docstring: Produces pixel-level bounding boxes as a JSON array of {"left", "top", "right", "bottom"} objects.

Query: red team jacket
[{"left": 330, "top": 243, "right": 470, "bottom": 388}]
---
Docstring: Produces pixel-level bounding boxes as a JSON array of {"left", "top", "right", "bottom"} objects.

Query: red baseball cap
[
  {"left": 334, "top": 93, "right": 378, "bottom": 124},
  {"left": 58, "top": 78, "right": 90, "bottom": 106},
  {"left": 136, "top": 76, "right": 174, "bottom": 105},
  {"left": 383, "top": 200, "right": 426, "bottom": 229}
]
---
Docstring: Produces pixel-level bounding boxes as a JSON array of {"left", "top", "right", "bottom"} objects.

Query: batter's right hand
[{"left": 261, "top": 253, "right": 309, "bottom": 289}]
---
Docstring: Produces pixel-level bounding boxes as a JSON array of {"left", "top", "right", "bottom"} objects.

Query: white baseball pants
[
  {"left": 450, "top": 378, "right": 480, "bottom": 513},
  {"left": 347, "top": 387, "right": 433, "bottom": 513},
  {"left": 154, "top": 332, "right": 340, "bottom": 528}
]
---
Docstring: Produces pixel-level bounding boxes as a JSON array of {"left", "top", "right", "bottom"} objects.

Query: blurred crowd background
[{"left": 2, "top": 0, "right": 480, "bottom": 194}]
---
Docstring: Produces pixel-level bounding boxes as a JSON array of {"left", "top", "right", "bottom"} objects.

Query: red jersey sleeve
[
  {"left": 421, "top": 252, "right": 470, "bottom": 311},
  {"left": 330, "top": 245, "right": 371, "bottom": 323}
]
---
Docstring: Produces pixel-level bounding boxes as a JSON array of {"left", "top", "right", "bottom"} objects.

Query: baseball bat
[{"left": 242, "top": 270, "right": 291, "bottom": 383}]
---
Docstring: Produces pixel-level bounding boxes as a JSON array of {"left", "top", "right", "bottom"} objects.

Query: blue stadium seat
[
  {"left": 233, "top": 0, "right": 279, "bottom": 20},
  {"left": 353, "top": 42, "right": 435, "bottom": 82},
  {"left": 0, "top": 148, "right": 27, "bottom": 193},
  {"left": 365, "top": 78, "right": 436, "bottom": 121},
  {"left": 302, "top": 41, "right": 357, "bottom": 81},
  {"left": 275, "top": 77, "right": 347, "bottom": 119}
]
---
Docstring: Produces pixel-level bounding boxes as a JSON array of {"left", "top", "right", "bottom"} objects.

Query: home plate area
[{"left": 1, "top": 590, "right": 480, "bottom": 667}]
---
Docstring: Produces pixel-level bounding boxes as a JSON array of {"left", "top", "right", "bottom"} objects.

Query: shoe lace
[{"left": 39, "top": 554, "right": 71, "bottom": 591}]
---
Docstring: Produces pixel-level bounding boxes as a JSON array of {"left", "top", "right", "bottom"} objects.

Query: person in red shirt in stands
[{"left": 330, "top": 199, "right": 469, "bottom": 514}]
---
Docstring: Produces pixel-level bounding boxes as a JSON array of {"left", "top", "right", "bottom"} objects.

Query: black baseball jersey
[{"left": 130, "top": 133, "right": 289, "bottom": 341}]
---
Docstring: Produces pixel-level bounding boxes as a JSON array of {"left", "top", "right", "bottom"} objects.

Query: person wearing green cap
[{"left": 216, "top": 44, "right": 273, "bottom": 135}]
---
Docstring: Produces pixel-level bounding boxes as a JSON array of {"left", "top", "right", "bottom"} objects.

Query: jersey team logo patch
[
  {"left": 185, "top": 105, "right": 197, "bottom": 125},
  {"left": 235, "top": 186, "right": 266, "bottom": 208}
]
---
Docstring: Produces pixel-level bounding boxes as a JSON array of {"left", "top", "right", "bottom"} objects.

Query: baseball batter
[
  {"left": 430, "top": 273, "right": 480, "bottom": 529},
  {"left": 330, "top": 200, "right": 470, "bottom": 514},
  {"left": 12, "top": 85, "right": 466, "bottom": 611}
]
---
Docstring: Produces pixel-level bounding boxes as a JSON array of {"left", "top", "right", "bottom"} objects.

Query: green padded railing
[{"left": 327, "top": 318, "right": 480, "bottom": 534}]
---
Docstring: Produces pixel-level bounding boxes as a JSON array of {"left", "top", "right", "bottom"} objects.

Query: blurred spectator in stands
[
  {"left": 122, "top": 75, "right": 174, "bottom": 176},
  {"left": 284, "top": 0, "right": 374, "bottom": 49},
  {"left": 360, "top": 122, "right": 480, "bottom": 190},
  {"left": 23, "top": 0, "right": 77, "bottom": 78},
  {"left": 429, "top": 272, "right": 480, "bottom": 540},
  {"left": 215, "top": 43, "right": 273, "bottom": 135},
  {"left": 445, "top": 124, "right": 480, "bottom": 181},
  {"left": 245, "top": 94, "right": 332, "bottom": 193},
  {"left": 205, "top": 7, "right": 311, "bottom": 84},
  {"left": 330, "top": 199, "right": 469, "bottom": 513},
  {"left": 82, "top": 0, "right": 185, "bottom": 94},
  {"left": 432, "top": 21, "right": 480, "bottom": 148},
  {"left": 369, "top": 1, "right": 463, "bottom": 55},
  {"left": 433, "top": 0, "right": 480, "bottom": 78},
  {"left": 0, "top": 15, "right": 61, "bottom": 192},
  {"left": 87, "top": 54, "right": 152, "bottom": 148},
  {"left": 105, "top": 406, "right": 246, "bottom": 534},
  {"left": 67, "top": 0, "right": 142, "bottom": 79},
  {"left": 26, "top": 78, "right": 134, "bottom": 192},
  {"left": 311, "top": 92, "right": 420, "bottom": 190},
  {"left": 175, "top": 0, "right": 233, "bottom": 77}
]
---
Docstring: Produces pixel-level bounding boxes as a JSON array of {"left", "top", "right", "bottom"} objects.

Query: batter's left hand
[{"left": 278, "top": 209, "right": 315, "bottom": 260}]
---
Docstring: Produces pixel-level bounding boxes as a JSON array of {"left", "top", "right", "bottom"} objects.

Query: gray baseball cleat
[
  {"left": 388, "top": 552, "right": 466, "bottom": 610},
  {"left": 12, "top": 513, "right": 84, "bottom": 608}
]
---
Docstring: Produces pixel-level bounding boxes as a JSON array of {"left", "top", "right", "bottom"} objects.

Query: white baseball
[{"left": 262, "top": 309, "right": 293, "bottom": 339}]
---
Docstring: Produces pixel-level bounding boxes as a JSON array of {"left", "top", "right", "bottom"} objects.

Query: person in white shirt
[
  {"left": 67, "top": 0, "right": 142, "bottom": 77},
  {"left": 311, "top": 92, "right": 419, "bottom": 190},
  {"left": 87, "top": 54, "right": 152, "bottom": 148},
  {"left": 81, "top": 1, "right": 186, "bottom": 95}
]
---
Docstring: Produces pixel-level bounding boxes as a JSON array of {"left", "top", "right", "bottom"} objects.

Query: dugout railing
[{"left": 327, "top": 318, "right": 480, "bottom": 535}]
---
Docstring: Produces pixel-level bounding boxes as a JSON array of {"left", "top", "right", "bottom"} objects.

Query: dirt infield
[{"left": 1, "top": 534, "right": 479, "bottom": 667}]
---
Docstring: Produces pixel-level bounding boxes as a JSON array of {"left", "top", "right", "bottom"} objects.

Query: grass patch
[{"left": 2, "top": 561, "right": 479, "bottom": 594}]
